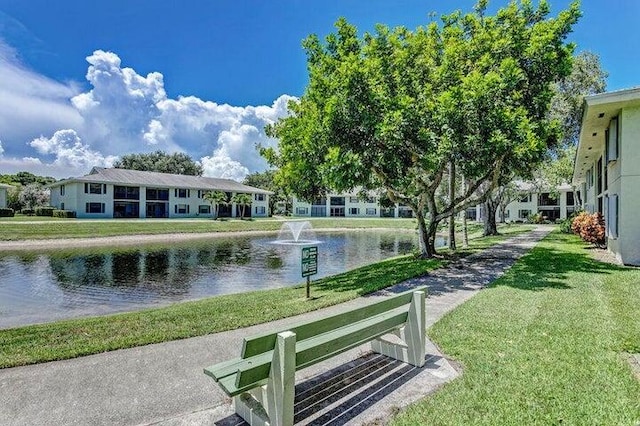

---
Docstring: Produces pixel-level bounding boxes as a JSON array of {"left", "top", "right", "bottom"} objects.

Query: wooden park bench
[{"left": 203, "top": 287, "right": 426, "bottom": 426}]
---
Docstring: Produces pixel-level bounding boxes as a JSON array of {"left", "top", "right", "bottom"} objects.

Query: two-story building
[
  {"left": 291, "top": 194, "right": 414, "bottom": 218},
  {"left": 573, "top": 87, "right": 640, "bottom": 265},
  {"left": 48, "top": 167, "right": 271, "bottom": 219}
]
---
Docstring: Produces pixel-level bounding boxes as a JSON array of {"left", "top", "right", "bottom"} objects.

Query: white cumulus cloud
[
  {"left": 1, "top": 45, "right": 294, "bottom": 180},
  {"left": 29, "top": 129, "right": 117, "bottom": 170}
]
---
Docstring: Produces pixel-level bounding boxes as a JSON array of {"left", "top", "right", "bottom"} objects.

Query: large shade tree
[
  {"left": 114, "top": 151, "right": 203, "bottom": 176},
  {"left": 264, "top": 0, "right": 580, "bottom": 257}
]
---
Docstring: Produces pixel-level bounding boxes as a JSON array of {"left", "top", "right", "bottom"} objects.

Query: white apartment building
[
  {"left": 291, "top": 194, "right": 414, "bottom": 218},
  {"left": 0, "top": 183, "right": 14, "bottom": 209},
  {"left": 48, "top": 167, "right": 271, "bottom": 219},
  {"left": 573, "top": 87, "right": 640, "bottom": 265}
]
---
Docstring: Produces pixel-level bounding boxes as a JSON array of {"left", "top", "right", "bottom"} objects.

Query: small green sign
[{"left": 301, "top": 246, "right": 318, "bottom": 277}]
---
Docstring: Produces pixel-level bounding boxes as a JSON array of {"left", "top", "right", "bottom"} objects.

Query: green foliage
[
  {"left": 35, "top": 207, "right": 55, "bottom": 217},
  {"left": 243, "top": 170, "right": 288, "bottom": 214},
  {"left": 20, "top": 209, "right": 34, "bottom": 216},
  {"left": 0, "top": 208, "right": 14, "bottom": 217},
  {"left": 18, "top": 184, "right": 50, "bottom": 210},
  {"left": 113, "top": 150, "right": 203, "bottom": 176},
  {"left": 231, "top": 193, "right": 253, "bottom": 218},
  {"left": 52, "top": 210, "right": 77, "bottom": 218},
  {"left": 0, "top": 171, "right": 56, "bottom": 187},
  {"left": 202, "top": 190, "right": 228, "bottom": 218},
  {"left": 264, "top": 2, "right": 581, "bottom": 256}
]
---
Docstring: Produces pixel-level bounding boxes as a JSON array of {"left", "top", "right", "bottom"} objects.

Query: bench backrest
[{"left": 240, "top": 286, "right": 427, "bottom": 358}]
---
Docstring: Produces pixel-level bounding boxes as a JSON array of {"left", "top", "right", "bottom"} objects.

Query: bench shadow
[{"left": 214, "top": 352, "right": 443, "bottom": 426}]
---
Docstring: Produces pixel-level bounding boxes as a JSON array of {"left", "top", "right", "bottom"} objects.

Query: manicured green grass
[
  {"left": 0, "top": 217, "right": 418, "bottom": 240},
  {"left": 393, "top": 232, "right": 640, "bottom": 425},
  {"left": 0, "top": 255, "right": 442, "bottom": 368}
]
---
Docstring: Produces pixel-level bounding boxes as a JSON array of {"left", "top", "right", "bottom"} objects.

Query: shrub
[
  {"left": 53, "top": 210, "right": 76, "bottom": 218},
  {"left": 35, "top": 206, "right": 55, "bottom": 216},
  {"left": 530, "top": 213, "right": 544, "bottom": 224},
  {"left": 20, "top": 208, "right": 35, "bottom": 216},
  {"left": 571, "top": 211, "right": 605, "bottom": 246},
  {"left": 0, "top": 208, "right": 14, "bottom": 217}
]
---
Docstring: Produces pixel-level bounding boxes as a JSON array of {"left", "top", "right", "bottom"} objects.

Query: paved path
[{"left": 0, "top": 226, "right": 552, "bottom": 426}]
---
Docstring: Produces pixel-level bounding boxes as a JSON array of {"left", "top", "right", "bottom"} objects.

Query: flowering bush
[{"left": 571, "top": 211, "right": 606, "bottom": 246}]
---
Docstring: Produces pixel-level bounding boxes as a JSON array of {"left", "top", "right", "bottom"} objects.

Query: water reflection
[{"left": 0, "top": 230, "right": 420, "bottom": 328}]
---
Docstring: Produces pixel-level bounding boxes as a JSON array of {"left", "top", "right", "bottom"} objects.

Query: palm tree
[
  {"left": 232, "top": 193, "right": 253, "bottom": 219},
  {"left": 203, "top": 191, "right": 228, "bottom": 219}
]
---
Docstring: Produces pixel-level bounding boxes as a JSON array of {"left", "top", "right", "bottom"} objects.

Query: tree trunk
[
  {"left": 499, "top": 205, "right": 507, "bottom": 223},
  {"left": 483, "top": 200, "right": 499, "bottom": 236},
  {"left": 415, "top": 209, "right": 438, "bottom": 258},
  {"left": 461, "top": 178, "right": 469, "bottom": 248},
  {"left": 448, "top": 160, "right": 457, "bottom": 250}
]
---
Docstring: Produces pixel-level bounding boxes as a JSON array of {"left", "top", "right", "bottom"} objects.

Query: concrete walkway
[{"left": 0, "top": 226, "right": 552, "bottom": 426}]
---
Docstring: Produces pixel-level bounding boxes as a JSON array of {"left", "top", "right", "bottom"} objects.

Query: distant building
[
  {"left": 0, "top": 183, "right": 15, "bottom": 209},
  {"left": 291, "top": 193, "right": 413, "bottom": 218},
  {"left": 48, "top": 167, "right": 272, "bottom": 219},
  {"left": 573, "top": 87, "right": 640, "bottom": 265}
]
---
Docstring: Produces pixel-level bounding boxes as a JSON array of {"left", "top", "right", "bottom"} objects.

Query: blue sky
[{"left": 0, "top": 0, "right": 638, "bottom": 179}]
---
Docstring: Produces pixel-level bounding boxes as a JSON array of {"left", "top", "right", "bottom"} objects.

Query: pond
[{"left": 0, "top": 230, "right": 438, "bottom": 329}]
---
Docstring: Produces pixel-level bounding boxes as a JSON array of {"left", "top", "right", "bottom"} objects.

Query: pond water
[{"left": 0, "top": 230, "right": 439, "bottom": 329}]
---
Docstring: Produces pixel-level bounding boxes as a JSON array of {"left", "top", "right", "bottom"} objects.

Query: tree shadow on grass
[{"left": 490, "top": 241, "right": 629, "bottom": 292}]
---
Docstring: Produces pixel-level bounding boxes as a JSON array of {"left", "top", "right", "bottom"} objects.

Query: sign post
[{"left": 301, "top": 246, "right": 318, "bottom": 299}]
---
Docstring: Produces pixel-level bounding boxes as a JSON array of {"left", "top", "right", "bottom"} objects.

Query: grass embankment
[
  {"left": 0, "top": 217, "right": 418, "bottom": 240},
  {"left": 0, "top": 256, "right": 441, "bottom": 368},
  {"left": 0, "top": 224, "right": 532, "bottom": 368},
  {"left": 393, "top": 232, "right": 640, "bottom": 425}
]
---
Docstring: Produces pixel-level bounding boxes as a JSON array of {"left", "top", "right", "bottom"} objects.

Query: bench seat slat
[
  {"left": 241, "top": 286, "right": 426, "bottom": 358},
  {"left": 229, "top": 308, "right": 409, "bottom": 394}
]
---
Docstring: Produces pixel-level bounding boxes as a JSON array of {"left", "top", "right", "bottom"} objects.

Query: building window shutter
[
  {"left": 174, "top": 189, "right": 177, "bottom": 197},
  {"left": 608, "top": 117, "right": 618, "bottom": 162},
  {"left": 174, "top": 205, "right": 177, "bottom": 214},
  {"left": 84, "top": 183, "right": 88, "bottom": 193},
  {"left": 187, "top": 205, "right": 190, "bottom": 214}
]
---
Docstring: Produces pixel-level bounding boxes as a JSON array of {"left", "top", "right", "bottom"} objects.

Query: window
[
  {"left": 174, "top": 204, "right": 189, "bottom": 214},
  {"left": 349, "top": 207, "right": 359, "bottom": 215},
  {"left": 60, "top": 185, "right": 65, "bottom": 196},
  {"left": 607, "top": 194, "right": 618, "bottom": 238},
  {"left": 312, "top": 197, "right": 326, "bottom": 206},
  {"left": 60, "top": 202, "right": 65, "bottom": 210},
  {"left": 538, "top": 193, "right": 558, "bottom": 206},
  {"left": 175, "top": 188, "right": 189, "bottom": 198},
  {"left": 114, "top": 186, "right": 140, "bottom": 200},
  {"left": 566, "top": 191, "right": 575, "bottom": 206},
  {"left": 296, "top": 207, "right": 309, "bottom": 215},
  {"left": 504, "top": 210, "right": 510, "bottom": 218},
  {"left": 607, "top": 117, "right": 619, "bottom": 162},
  {"left": 254, "top": 194, "right": 265, "bottom": 201},
  {"left": 365, "top": 197, "right": 376, "bottom": 204},
  {"left": 330, "top": 197, "right": 345, "bottom": 206},
  {"left": 366, "top": 208, "right": 377, "bottom": 216},
  {"left": 518, "top": 193, "right": 531, "bottom": 203},
  {"left": 146, "top": 188, "right": 169, "bottom": 201},
  {"left": 349, "top": 197, "right": 359, "bottom": 203},
  {"left": 255, "top": 206, "right": 266, "bottom": 215},
  {"left": 198, "top": 205, "right": 211, "bottom": 214},
  {"left": 597, "top": 157, "right": 603, "bottom": 195},
  {"left": 85, "top": 202, "right": 105, "bottom": 214},
  {"left": 518, "top": 209, "right": 530, "bottom": 219},
  {"left": 85, "top": 183, "right": 106, "bottom": 194}
]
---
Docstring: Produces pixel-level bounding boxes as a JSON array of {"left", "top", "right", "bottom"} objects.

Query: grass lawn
[
  {"left": 0, "top": 224, "right": 532, "bottom": 368},
  {"left": 393, "top": 232, "right": 640, "bottom": 425},
  {"left": 0, "top": 217, "right": 419, "bottom": 240}
]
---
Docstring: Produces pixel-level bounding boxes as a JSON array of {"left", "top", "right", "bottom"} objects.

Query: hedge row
[
  {"left": 53, "top": 209, "right": 76, "bottom": 218},
  {"left": 0, "top": 208, "right": 14, "bottom": 217}
]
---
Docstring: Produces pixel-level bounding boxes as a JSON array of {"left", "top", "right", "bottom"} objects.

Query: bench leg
[
  {"left": 234, "top": 331, "right": 296, "bottom": 426},
  {"left": 371, "top": 290, "right": 426, "bottom": 367}
]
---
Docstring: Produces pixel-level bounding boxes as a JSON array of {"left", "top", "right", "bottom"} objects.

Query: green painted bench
[{"left": 203, "top": 287, "right": 426, "bottom": 426}]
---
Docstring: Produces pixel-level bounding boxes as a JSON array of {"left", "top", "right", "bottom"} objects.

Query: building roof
[
  {"left": 573, "top": 86, "right": 640, "bottom": 184},
  {"left": 49, "top": 167, "right": 273, "bottom": 195}
]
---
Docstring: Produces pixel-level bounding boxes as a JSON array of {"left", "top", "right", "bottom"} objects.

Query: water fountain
[{"left": 272, "top": 220, "right": 322, "bottom": 246}]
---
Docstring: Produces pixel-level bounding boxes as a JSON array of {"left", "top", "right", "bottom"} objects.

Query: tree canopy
[
  {"left": 0, "top": 172, "right": 56, "bottom": 187},
  {"left": 243, "top": 170, "right": 289, "bottom": 215},
  {"left": 264, "top": 0, "right": 581, "bottom": 256},
  {"left": 113, "top": 151, "right": 203, "bottom": 176}
]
